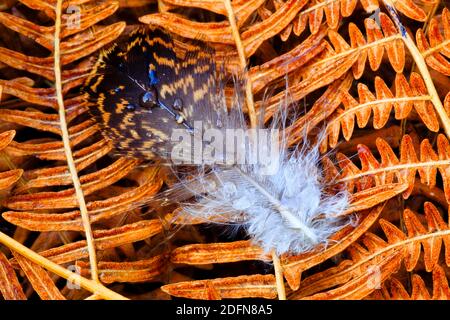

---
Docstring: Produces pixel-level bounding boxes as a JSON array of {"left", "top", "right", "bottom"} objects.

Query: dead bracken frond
[{"left": 289, "top": 202, "right": 450, "bottom": 299}]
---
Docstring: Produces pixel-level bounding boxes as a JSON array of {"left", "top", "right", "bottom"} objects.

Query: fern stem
[
  {"left": 328, "top": 96, "right": 432, "bottom": 127},
  {"left": 157, "top": 0, "right": 171, "bottom": 12},
  {"left": 299, "top": 0, "right": 343, "bottom": 16},
  {"left": 337, "top": 159, "right": 450, "bottom": 183},
  {"left": 224, "top": 0, "right": 257, "bottom": 128},
  {"left": 54, "top": 0, "right": 99, "bottom": 282},
  {"left": 422, "top": 39, "right": 450, "bottom": 57},
  {"left": 271, "top": 250, "right": 287, "bottom": 300},
  {"left": 313, "top": 228, "right": 450, "bottom": 285},
  {"left": 422, "top": 0, "right": 441, "bottom": 34},
  {"left": 0, "top": 231, "right": 127, "bottom": 300},
  {"left": 309, "top": 35, "right": 403, "bottom": 70},
  {"left": 382, "top": 0, "right": 450, "bottom": 138}
]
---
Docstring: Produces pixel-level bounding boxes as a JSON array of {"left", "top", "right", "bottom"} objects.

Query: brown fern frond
[
  {"left": 140, "top": 0, "right": 309, "bottom": 57},
  {"left": 2, "top": 177, "right": 163, "bottom": 231},
  {"left": 141, "top": 6, "right": 408, "bottom": 124},
  {"left": 0, "top": 0, "right": 448, "bottom": 301},
  {"left": 248, "top": 27, "right": 328, "bottom": 93},
  {"left": 155, "top": 130, "right": 409, "bottom": 296},
  {"left": 321, "top": 72, "right": 438, "bottom": 150},
  {"left": 0, "top": 0, "right": 136, "bottom": 297},
  {"left": 161, "top": 274, "right": 277, "bottom": 299},
  {"left": 285, "top": 72, "right": 353, "bottom": 146},
  {"left": 260, "top": 39, "right": 358, "bottom": 121},
  {"left": 163, "top": 178, "right": 406, "bottom": 293},
  {"left": 290, "top": 202, "right": 449, "bottom": 299},
  {"left": 170, "top": 240, "right": 271, "bottom": 265},
  {"left": 329, "top": 134, "right": 450, "bottom": 203},
  {"left": 0, "top": 131, "right": 23, "bottom": 192},
  {"left": 13, "top": 251, "right": 66, "bottom": 300},
  {"left": 0, "top": 2, "right": 120, "bottom": 51},
  {"left": 291, "top": 231, "right": 404, "bottom": 299},
  {"left": 161, "top": 0, "right": 266, "bottom": 23},
  {"left": 416, "top": 7, "right": 450, "bottom": 76},
  {"left": 166, "top": 204, "right": 385, "bottom": 293},
  {"left": 261, "top": 0, "right": 426, "bottom": 39},
  {"left": 380, "top": 202, "right": 449, "bottom": 271},
  {"left": 389, "top": 0, "right": 429, "bottom": 22},
  {"left": 4, "top": 157, "right": 140, "bottom": 207},
  {"left": 0, "top": 24, "right": 123, "bottom": 82},
  {"left": 76, "top": 254, "right": 167, "bottom": 284},
  {"left": 261, "top": 12, "right": 408, "bottom": 121},
  {"left": 0, "top": 251, "right": 26, "bottom": 300},
  {"left": 265, "top": 0, "right": 343, "bottom": 36},
  {"left": 336, "top": 12, "right": 405, "bottom": 77},
  {"left": 8, "top": 220, "right": 163, "bottom": 266},
  {"left": 281, "top": 204, "right": 386, "bottom": 290},
  {"left": 0, "top": 169, "right": 22, "bottom": 192},
  {"left": 0, "top": 230, "right": 126, "bottom": 299},
  {"left": 15, "top": 157, "right": 138, "bottom": 192},
  {"left": 369, "top": 265, "right": 450, "bottom": 299}
]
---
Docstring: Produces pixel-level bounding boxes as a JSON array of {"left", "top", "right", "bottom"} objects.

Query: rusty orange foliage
[{"left": 0, "top": 0, "right": 448, "bottom": 301}]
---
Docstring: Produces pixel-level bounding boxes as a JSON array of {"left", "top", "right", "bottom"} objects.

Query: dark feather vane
[{"left": 83, "top": 26, "right": 220, "bottom": 159}]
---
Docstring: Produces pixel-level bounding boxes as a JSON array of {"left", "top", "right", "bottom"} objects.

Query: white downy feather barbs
[{"left": 171, "top": 85, "right": 351, "bottom": 255}]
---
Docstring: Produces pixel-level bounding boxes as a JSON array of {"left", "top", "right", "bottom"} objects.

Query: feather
[
  {"left": 84, "top": 27, "right": 351, "bottom": 255},
  {"left": 83, "top": 26, "right": 221, "bottom": 159},
  {"left": 173, "top": 99, "right": 351, "bottom": 255}
]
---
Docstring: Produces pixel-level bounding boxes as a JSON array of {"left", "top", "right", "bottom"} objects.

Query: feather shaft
[{"left": 234, "top": 167, "right": 319, "bottom": 243}]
